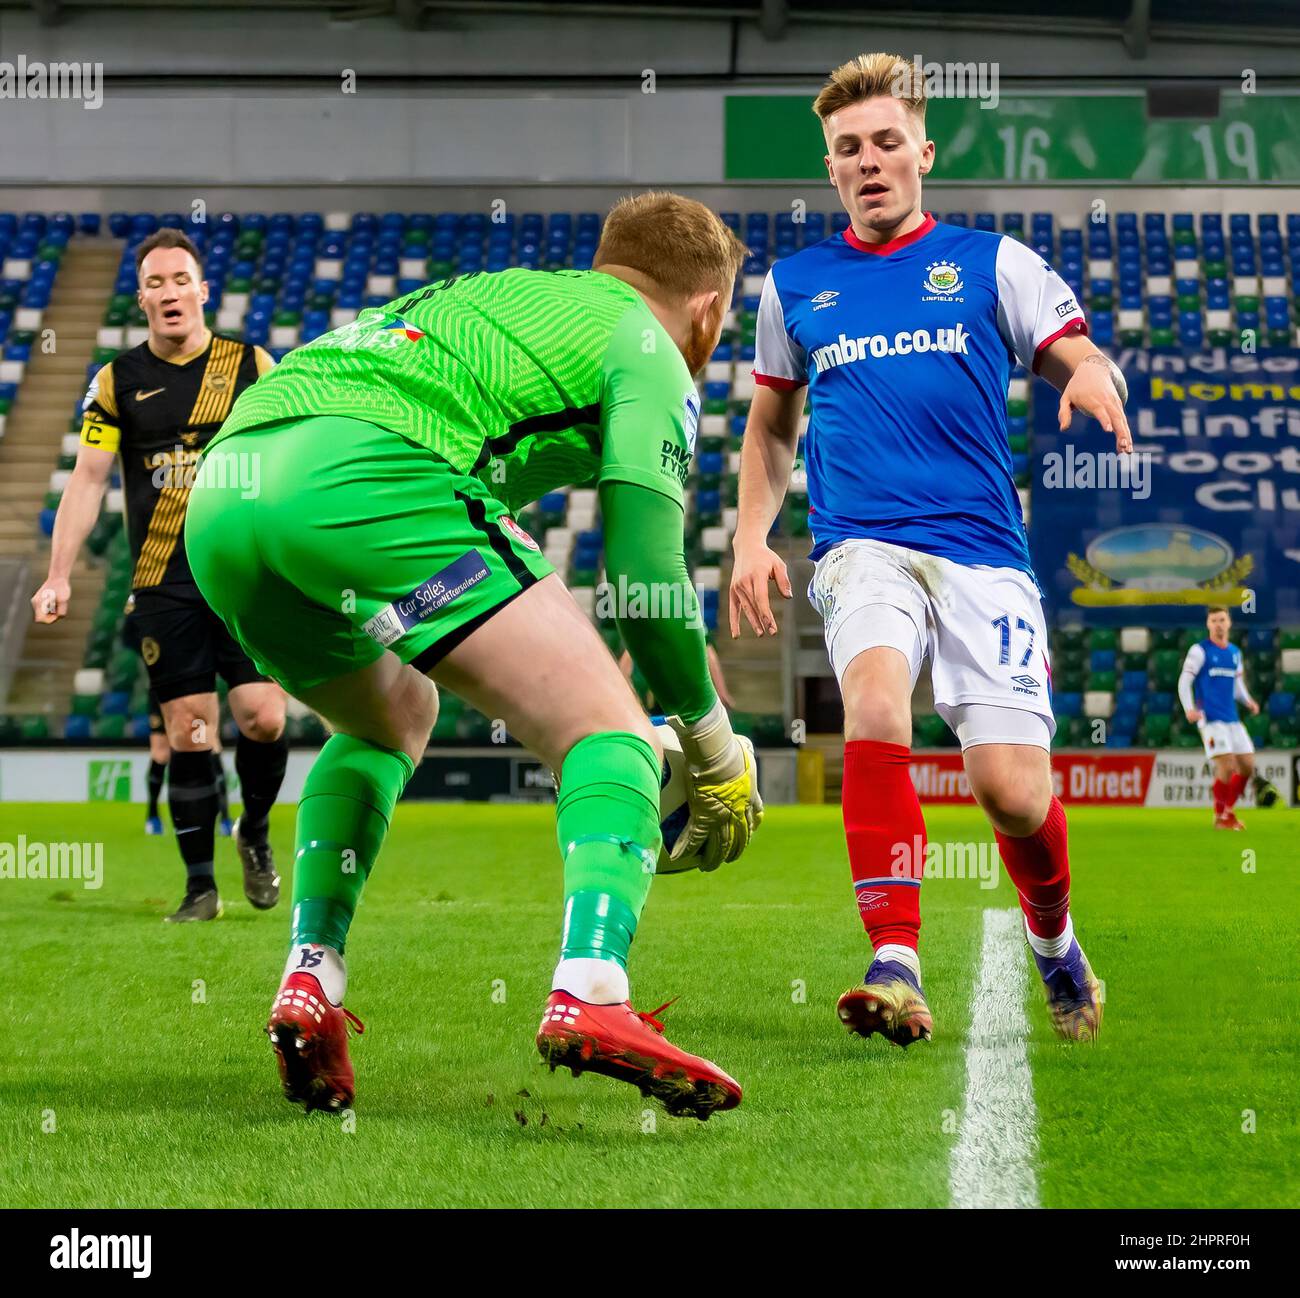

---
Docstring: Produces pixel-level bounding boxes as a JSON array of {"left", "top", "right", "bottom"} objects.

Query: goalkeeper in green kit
[{"left": 186, "top": 193, "right": 762, "bottom": 1120}]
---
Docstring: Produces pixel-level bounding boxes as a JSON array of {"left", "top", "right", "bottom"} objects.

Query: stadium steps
[
  {"left": 2, "top": 240, "right": 120, "bottom": 714},
  {"left": 711, "top": 538, "right": 805, "bottom": 717}
]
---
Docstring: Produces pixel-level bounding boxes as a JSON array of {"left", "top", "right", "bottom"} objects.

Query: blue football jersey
[
  {"left": 753, "top": 213, "right": 1086, "bottom": 573},
  {"left": 1188, "top": 639, "right": 1244, "bottom": 723}
]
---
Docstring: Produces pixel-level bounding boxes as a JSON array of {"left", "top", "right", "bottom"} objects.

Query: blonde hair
[
  {"left": 813, "top": 52, "right": 927, "bottom": 131},
  {"left": 594, "top": 191, "right": 748, "bottom": 302}
]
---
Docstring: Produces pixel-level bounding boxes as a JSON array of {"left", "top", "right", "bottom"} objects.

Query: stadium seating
[{"left": 10, "top": 205, "right": 1300, "bottom": 745}]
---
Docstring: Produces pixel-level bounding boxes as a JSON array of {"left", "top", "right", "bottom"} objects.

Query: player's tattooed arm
[{"left": 1041, "top": 334, "right": 1133, "bottom": 453}]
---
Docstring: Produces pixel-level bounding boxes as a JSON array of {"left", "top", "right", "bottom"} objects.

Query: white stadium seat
[
  {"left": 1084, "top": 691, "right": 1115, "bottom": 719},
  {"left": 1281, "top": 648, "right": 1300, "bottom": 674},
  {"left": 1120, "top": 627, "right": 1151, "bottom": 655},
  {"left": 74, "top": 668, "right": 105, "bottom": 696}
]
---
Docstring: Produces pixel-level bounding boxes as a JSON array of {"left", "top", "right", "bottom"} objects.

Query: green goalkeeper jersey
[{"left": 213, "top": 267, "right": 701, "bottom": 511}]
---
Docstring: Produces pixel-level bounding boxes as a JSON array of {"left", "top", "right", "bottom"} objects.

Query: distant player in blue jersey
[
  {"left": 1179, "top": 607, "right": 1264, "bottom": 831},
  {"left": 729, "top": 52, "right": 1133, "bottom": 1045}
]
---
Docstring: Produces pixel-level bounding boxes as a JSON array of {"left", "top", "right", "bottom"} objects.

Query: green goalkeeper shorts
[{"left": 185, "top": 415, "right": 554, "bottom": 696}]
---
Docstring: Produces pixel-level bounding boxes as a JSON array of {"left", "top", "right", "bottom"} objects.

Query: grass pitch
[{"left": 3, "top": 801, "right": 1296, "bottom": 1209}]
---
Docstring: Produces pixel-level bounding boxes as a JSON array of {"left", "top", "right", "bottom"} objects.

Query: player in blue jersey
[
  {"left": 1178, "top": 607, "right": 1263, "bottom": 830},
  {"left": 729, "top": 52, "right": 1132, "bottom": 1044}
]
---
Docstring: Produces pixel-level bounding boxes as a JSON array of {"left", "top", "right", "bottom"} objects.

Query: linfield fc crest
[
  {"left": 923, "top": 261, "right": 963, "bottom": 296},
  {"left": 499, "top": 515, "right": 540, "bottom": 551}
]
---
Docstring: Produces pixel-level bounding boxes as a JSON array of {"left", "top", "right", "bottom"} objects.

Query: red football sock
[
  {"left": 842, "top": 740, "right": 925, "bottom": 951},
  {"left": 993, "top": 795, "right": 1072, "bottom": 940},
  {"left": 1225, "top": 773, "right": 1246, "bottom": 809},
  {"left": 1212, "top": 779, "right": 1229, "bottom": 815}
]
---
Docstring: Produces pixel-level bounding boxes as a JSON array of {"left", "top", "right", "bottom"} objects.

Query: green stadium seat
[
  {"left": 70, "top": 694, "right": 99, "bottom": 718},
  {"left": 1087, "top": 628, "right": 1117, "bottom": 651},
  {"left": 1142, "top": 714, "right": 1172, "bottom": 745},
  {"left": 1054, "top": 665, "right": 1085, "bottom": 692},
  {"left": 914, "top": 714, "right": 947, "bottom": 746},
  {"left": 21, "top": 716, "right": 50, "bottom": 741}
]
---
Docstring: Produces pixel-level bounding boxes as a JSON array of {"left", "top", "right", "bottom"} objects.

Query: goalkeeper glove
[{"left": 665, "top": 699, "right": 764, "bottom": 871}]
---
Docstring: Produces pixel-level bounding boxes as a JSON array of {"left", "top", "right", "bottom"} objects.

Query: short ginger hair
[{"left": 594, "top": 191, "right": 747, "bottom": 303}]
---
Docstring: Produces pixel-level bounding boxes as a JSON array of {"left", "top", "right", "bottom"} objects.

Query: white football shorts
[
  {"left": 808, "top": 538, "right": 1055, "bottom": 750},
  {"left": 1198, "top": 719, "right": 1254, "bottom": 758}
]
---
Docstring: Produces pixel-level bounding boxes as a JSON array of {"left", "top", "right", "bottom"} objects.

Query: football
[{"left": 655, "top": 722, "right": 700, "bottom": 873}]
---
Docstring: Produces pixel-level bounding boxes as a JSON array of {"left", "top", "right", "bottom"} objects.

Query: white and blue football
[{"left": 655, "top": 722, "right": 701, "bottom": 874}]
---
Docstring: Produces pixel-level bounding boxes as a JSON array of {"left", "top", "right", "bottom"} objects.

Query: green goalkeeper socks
[
  {"left": 290, "top": 733, "right": 414, "bottom": 954},
  {"left": 556, "top": 731, "right": 662, "bottom": 970}
]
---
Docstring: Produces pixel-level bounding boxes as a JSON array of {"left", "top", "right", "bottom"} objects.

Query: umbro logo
[
  {"left": 135, "top": 387, "right": 165, "bottom": 402},
  {"left": 855, "top": 889, "right": 888, "bottom": 912},
  {"left": 811, "top": 290, "right": 839, "bottom": 311},
  {"left": 1011, "top": 674, "right": 1040, "bottom": 695}
]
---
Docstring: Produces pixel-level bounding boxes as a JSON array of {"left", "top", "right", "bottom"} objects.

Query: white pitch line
[{"left": 950, "top": 907, "right": 1040, "bottom": 1210}]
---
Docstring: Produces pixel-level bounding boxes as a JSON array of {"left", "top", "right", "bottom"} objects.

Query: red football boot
[
  {"left": 266, "top": 972, "right": 364, "bottom": 1113},
  {"left": 536, "top": 990, "right": 742, "bottom": 1121}
]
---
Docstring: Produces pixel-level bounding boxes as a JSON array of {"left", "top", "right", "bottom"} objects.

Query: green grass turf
[{"left": 2, "top": 802, "right": 1296, "bottom": 1208}]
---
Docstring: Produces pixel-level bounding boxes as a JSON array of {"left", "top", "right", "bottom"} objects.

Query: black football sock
[
  {"left": 211, "top": 752, "right": 230, "bottom": 821},
  {"left": 235, "top": 732, "right": 289, "bottom": 842},
  {"left": 147, "top": 759, "right": 167, "bottom": 819},
  {"left": 168, "top": 749, "right": 219, "bottom": 894}
]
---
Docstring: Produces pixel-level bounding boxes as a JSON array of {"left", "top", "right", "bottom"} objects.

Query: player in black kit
[{"left": 34, "top": 228, "right": 288, "bottom": 922}]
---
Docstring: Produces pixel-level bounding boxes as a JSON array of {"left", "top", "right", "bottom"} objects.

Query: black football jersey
[{"left": 80, "top": 331, "right": 272, "bottom": 590}]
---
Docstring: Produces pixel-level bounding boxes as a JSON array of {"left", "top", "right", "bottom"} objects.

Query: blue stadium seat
[
  {"left": 1053, "top": 692, "right": 1083, "bottom": 718},
  {"left": 1267, "top": 692, "right": 1295, "bottom": 719}
]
